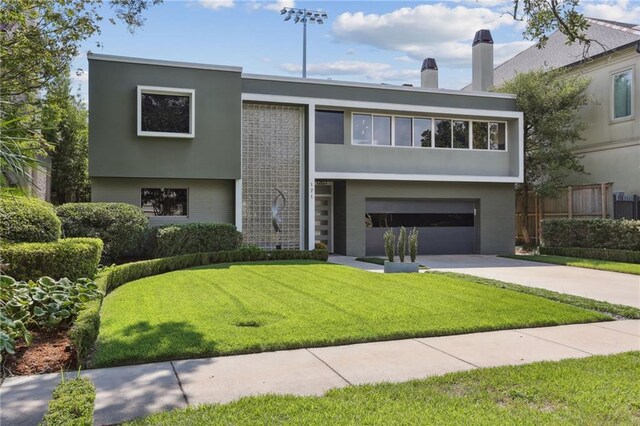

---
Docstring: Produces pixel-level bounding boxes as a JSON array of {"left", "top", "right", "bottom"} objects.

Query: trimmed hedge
[
  {"left": 153, "top": 223, "right": 242, "bottom": 258},
  {"left": 0, "top": 196, "right": 61, "bottom": 243},
  {"left": 41, "top": 376, "right": 95, "bottom": 426},
  {"left": 0, "top": 238, "right": 103, "bottom": 281},
  {"left": 540, "top": 246, "right": 640, "bottom": 264},
  {"left": 541, "top": 219, "right": 640, "bottom": 251},
  {"left": 56, "top": 203, "right": 149, "bottom": 263},
  {"left": 69, "top": 248, "right": 329, "bottom": 363}
]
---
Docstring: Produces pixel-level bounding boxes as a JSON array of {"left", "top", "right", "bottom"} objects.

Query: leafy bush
[
  {"left": 41, "top": 376, "right": 95, "bottom": 426},
  {"left": 68, "top": 299, "right": 102, "bottom": 361},
  {"left": 0, "top": 195, "right": 61, "bottom": 243},
  {"left": 0, "top": 275, "right": 101, "bottom": 361},
  {"left": 0, "top": 238, "right": 103, "bottom": 281},
  {"left": 153, "top": 223, "right": 242, "bottom": 258},
  {"left": 541, "top": 219, "right": 640, "bottom": 251},
  {"left": 56, "top": 202, "right": 149, "bottom": 263},
  {"left": 409, "top": 227, "right": 419, "bottom": 263},
  {"left": 540, "top": 247, "right": 640, "bottom": 264},
  {"left": 384, "top": 229, "right": 395, "bottom": 263}
]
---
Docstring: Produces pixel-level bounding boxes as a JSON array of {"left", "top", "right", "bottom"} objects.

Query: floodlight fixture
[{"left": 280, "top": 7, "right": 328, "bottom": 78}]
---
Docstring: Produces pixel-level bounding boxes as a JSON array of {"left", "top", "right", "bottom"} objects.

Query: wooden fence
[{"left": 515, "top": 183, "right": 614, "bottom": 243}]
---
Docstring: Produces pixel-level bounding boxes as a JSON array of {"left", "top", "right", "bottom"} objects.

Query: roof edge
[{"left": 87, "top": 53, "right": 243, "bottom": 73}]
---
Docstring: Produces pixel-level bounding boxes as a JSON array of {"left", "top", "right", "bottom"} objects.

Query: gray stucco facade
[{"left": 88, "top": 53, "right": 523, "bottom": 255}]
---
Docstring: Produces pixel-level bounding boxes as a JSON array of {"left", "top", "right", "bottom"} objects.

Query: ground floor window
[{"left": 141, "top": 188, "right": 188, "bottom": 216}]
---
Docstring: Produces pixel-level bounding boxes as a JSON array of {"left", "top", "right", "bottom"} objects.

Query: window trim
[
  {"left": 349, "top": 111, "right": 507, "bottom": 152},
  {"left": 610, "top": 67, "right": 635, "bottom": 123},
  {"left": 140, "top": 187, "right": 190, "bottom": 218},
  {"left": 137, "top": 85, "right": 196, "bottom": 138}
]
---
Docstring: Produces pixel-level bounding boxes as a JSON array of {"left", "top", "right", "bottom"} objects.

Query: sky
[{"left": 71, "top": 0, "right": 640, "bottom": 99}]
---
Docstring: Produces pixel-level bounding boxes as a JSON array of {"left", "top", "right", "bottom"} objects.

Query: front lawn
[
  {"left": 502, "top": 254, "right": 640, "bottom": 275},
  {"left": 93, "top": 261, "right": 609, "bottom": 367},
  {"left": 129, "top": 352, "right": 640, "bottom": 425}
]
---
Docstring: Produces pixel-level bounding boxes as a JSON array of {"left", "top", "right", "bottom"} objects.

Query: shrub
[
  {"left": 153, "top": 223, "right": 242, "bottom": 258},
  {"left": 0, "top": 238, "right": 103, "bottom": 281},
  {"left": 56, "top": 203, "right": 149, "bottom": 263},
  {"left": 69, "top": 299, "right": 102, "bottom": 361},
  {"left": 409, "top": 227, "right": 419, "bottom": 263},
  {"left": 384, "top": 229, "right": 395, "bottom": 263},
  {"left": 397, "top": 227, "right": 407, "bottom": 263},
  {"left": 541, "top": 219, "right": 640, "bottom": 251},
  {"left": 41, "top": 376, "right": 95, "bottom": 426},
  {"left": 0, "top": 195, "right": 61, "bottom": 243},
  {"left": 540, "top": 246, "right": 640, "bottom": 264}
]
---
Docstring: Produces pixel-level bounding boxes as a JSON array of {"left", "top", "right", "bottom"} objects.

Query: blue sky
[{"left": 72, "top": 0, "right": 640, "bottom": 98}]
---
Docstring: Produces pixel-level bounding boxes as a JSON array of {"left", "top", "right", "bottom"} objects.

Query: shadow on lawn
[
  {"left": 190, "top": 260, "right": 327, "bottom": 270},
  {"left": 95, "top": 321, "right": 218, "bottom": 367}
]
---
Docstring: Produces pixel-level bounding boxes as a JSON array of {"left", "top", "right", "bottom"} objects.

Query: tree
[
  {"left": 497, "top": 69, "right": 590, "bottom": 244},
  {"left": 0, "top": 0, "right": 160, "bottom": 188},
  {"left": 42, "top": 71, "right": 90, "bottom": 204}
]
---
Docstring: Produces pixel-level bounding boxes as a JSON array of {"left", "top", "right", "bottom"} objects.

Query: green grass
[
  {"left": 41, "top": 376, "right": 95, "bottom": 426},
  {"left": 128, "top": 352, "right": 640, "bottom": 425},
  {"left": 501, "top": 254, "right": 640, "bottom": 275},
  {"left": 93, "top": 261, "right": 609, "bottom": 367}
]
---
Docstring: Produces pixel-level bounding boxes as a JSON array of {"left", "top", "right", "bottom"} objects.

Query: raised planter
[{"left": 384, "top": 261, "right": 419, "bottom": 273}]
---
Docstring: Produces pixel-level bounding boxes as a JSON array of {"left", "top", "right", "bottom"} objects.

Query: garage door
[{"left": 365, "top": 199, "right": 476, "bottom": 255}]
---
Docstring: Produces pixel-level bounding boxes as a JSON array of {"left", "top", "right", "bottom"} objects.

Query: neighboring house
[
  {"left": 468, "top": 18, "right": 640, "bottom": 197},
  {"left": 88, "top": 30, "right": 524, "bottom": 256}
]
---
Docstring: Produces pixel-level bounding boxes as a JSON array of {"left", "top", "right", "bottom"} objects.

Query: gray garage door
[{"left": 365, "top": 199, "right": 476, "bottom": 256}]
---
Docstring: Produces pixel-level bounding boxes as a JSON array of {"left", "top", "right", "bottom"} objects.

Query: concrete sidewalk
[{"left": 2, "top": 320, "right": 638, "bottom": 425}]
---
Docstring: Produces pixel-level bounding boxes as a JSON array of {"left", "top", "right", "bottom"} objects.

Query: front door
[{"left": 315, "top": 184, "right": 333, "bottom": 252}]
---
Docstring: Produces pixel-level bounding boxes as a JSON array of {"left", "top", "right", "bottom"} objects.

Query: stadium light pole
[{"left": 280, "top": 7, "right": 328, "bottom": 78}]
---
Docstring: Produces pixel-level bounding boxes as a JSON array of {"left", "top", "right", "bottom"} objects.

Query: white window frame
[
  {"left": 350, "top": 111, "right": 507, "bottom": 151},
  {"left": 610, "top": 67, "right": 635, "bottom": 123},
  {"left": 140, "top": 187, "right": 189, "bottom": 218},
  {"left": 137, "top": 86, "right": 195, "bottom": 138}
]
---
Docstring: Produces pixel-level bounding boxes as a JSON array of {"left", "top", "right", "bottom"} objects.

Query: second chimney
[
  {"left": 421, "top": 58, "right": 438, "bottom": 89},
  {"left": 471, "top": 29, "right": 494, "bottom": 91}
]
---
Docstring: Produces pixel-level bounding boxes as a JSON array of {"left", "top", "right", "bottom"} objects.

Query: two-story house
[
  {"left": 88, "top": 30, "right": 523, "bottom": 256},
  {"left": 479, "top": 18, "right": 640, "bottom": 198}
]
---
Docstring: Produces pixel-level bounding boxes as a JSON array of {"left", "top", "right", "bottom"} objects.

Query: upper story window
[
  {"left": 316, "top": 110, "right": 344, "bottom": 144},
  {"left": 612, "top": 69, "right": 633, "bottom": 120},
  {"left": 141, "top": 188, "right": 188, "bottom": 217},
  {"left": 137, "top": 86, "right": 195, "bottom": 138},
  {"left": 351, "top": 112, "right": 506, "bottom": 151}
]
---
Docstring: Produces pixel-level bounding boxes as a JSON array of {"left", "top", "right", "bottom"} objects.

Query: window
[
  {"left": 413, "top": 118, "right": 432, "bottom": 147},
  {"left": 373, "top": 116, "right": 391, "bottom": 146},
  {"left": 352, "top": 114, "right": 372, "bottom": 144},
  {"left": 489, "top": 122, "right": 506, "bottom": 150},
  {"left": 434, "top": 119, "right": 452, "bottom": 148},
  {"left": 141, "top": 188, "right": 188, "bottom": 216},
  {"left": 452, "top": 121, "right": 469, "bottom": 149},
  {"left": 394, "top": 117, "right": 412, "bottom": 147},
  {"left": 365, "top": 213, "right": 474, "bottom": 228},
  {"left": 137, "top": 86, "right": 195, "bottom": 138},
  {"left": 472, "top": 122, "right": 489, "bottom": 149},
  {"left": 315, "top": 110, "right": 344, "bottom": 144},
  {"left": 613, "top": 69, "right": 633, "bottom": 120}
]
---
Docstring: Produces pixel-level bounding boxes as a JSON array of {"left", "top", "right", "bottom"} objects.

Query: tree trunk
[{"left": 518, "top": 187, "right": 531, "bottom": 245}]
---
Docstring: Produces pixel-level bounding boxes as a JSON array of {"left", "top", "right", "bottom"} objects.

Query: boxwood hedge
[
  {"left": 56, "top": 203, "right": 149, "bottom": 263},
  {"left": 541, "top": 219, "right": 640, "bottom": 251},
  {"left": 0, "top": 238, "right": 103, "bottom": 281},
  {"left": 0, "top": 195, "right": 61, "bottom": 243},
  {"left": 153, "top": 223, "right": 243, "bottom": 258},
  {"left": 41, "top": 377, "right": 95, "bottom": 426}
]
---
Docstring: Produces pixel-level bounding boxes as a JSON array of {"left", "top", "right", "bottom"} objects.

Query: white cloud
[
  {"left": 280, "top": 60, "right": 419, "bottom": 82},
  {"left": 198, "top": 0, "right": 234, "bottom": 10},
  {"left": 582, "top": 0, "right": 640, "bottom": 24},
  {"left": 247, "top": 0, "right": 295, "bottom": 12},
  {"left": 331, "top": 3, "right": 527, "bottom": 66}
]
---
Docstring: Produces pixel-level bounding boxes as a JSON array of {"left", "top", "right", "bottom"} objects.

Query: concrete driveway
[{"left": 417, "top": 255, "right": 640, "bottom": 309}]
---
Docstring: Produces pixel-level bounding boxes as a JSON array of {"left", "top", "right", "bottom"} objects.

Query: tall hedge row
[
  {"left": 56, "top": 203, "right": 149, "bottom": 263},
  {"left": 153, "top": 223, "right": 243, "bottom": 258},
  {"left": 541, "top": 219, "right": 640, "bottom": 251},
  {"left": 0, "top": 196, "right": 61, "bottom": 243}
]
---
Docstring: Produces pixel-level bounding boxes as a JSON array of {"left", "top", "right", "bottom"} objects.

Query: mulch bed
[{"left": 3, "top": 328, "right": 77, "bottom": 376}]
